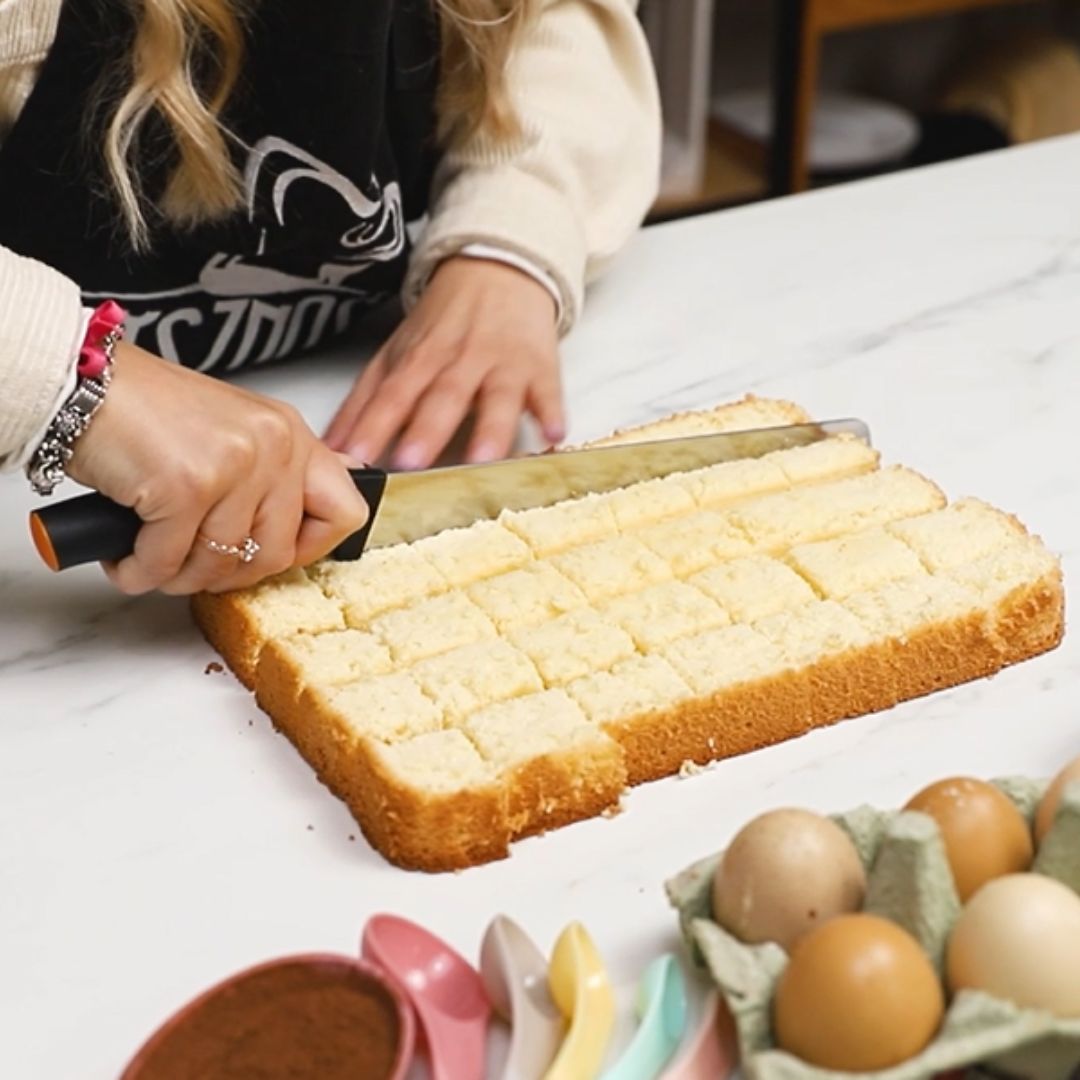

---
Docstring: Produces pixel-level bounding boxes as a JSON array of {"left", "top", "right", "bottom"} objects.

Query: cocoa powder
[{"left": 127, "top": 962, "right": 402, "bottom": 1079}]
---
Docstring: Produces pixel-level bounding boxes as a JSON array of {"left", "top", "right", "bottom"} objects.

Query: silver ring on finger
[{"left": 200, "top": 534, "right": 261, "bottom": 563}]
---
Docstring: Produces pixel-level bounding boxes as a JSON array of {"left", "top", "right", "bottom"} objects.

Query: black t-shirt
[{"left": 0, "top": 0, "right": 440, "bottom": 372}]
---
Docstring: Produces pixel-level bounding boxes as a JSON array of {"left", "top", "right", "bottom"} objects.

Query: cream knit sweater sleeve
[
  {"left": 0, "top": 250, "right": 84, "bottom": 471},
  {"left": 405, "top": 0, "right": 662, "bottom": 335}
]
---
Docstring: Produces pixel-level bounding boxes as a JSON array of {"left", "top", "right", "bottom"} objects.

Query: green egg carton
[{"left": 665, "top": 778, "right": 1080, "bottom": 1080}]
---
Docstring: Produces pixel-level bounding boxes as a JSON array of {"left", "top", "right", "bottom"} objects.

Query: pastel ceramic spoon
[
  {"left": 600, "top": 954, "right": 687, "bottom": 1080},
  {"left": 543, "top": 922, "right": 616, "bottom": 1080},
  {"left": 657, "top": 990, "right": 738, "bottom": 1080},
  {"left": 480, "top": 915, "right": 565, "bottom": 1080},
  {"left": 362, "top": 914, "right": 490, "bottom": 1080}
]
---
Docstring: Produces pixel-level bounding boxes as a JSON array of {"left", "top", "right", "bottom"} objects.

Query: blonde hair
[{"left": 105, "top": 0, "right": 532, "bottom": 249}]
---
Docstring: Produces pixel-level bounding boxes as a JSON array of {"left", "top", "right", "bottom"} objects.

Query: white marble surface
[{"left": 2, "top": 135, "right": 1078, "bottom": 1079}]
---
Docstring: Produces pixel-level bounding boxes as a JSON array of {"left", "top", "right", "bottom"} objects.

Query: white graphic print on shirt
[{"left": 85, "top": 137, "right": 407, "bottom": 371}]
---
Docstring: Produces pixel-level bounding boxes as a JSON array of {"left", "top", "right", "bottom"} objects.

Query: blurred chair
[{"left": 769, "top": 0, "right": 1040, "bottom": 194}]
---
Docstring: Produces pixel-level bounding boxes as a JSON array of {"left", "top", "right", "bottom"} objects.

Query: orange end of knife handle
[
  {"left": 28, "top": 492, "right": 143, "bottom": 571},
  {"left": 30, "top": 511, "right": 61, "bottom": 572}
]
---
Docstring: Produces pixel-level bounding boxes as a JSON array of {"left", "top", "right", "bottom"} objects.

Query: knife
[{"left": 28, "top": 418, "right": 870, "bottom": 572}]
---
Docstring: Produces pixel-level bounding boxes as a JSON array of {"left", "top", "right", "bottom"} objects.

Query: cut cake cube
[
  {"left": 467, "top": 563, "right": 587, "bottom": 632},
  {"left": 361, "top": 729, "right": 509, "bottom": 869},
  {"left": 945, "top": 537, "right": 1064, "bottom": 659},
  {"left": 765, "top": 435, "right": 879, "bottom": 486},
  {"left": 602, "top": 475, "right": 697, "bottom": 531},
  {"left": 411, "top": 640, "right": 543, "bottom": 721},
  {"left": 567, "top": 655, "right": 693, "bottom": 728},
  {"left": 887, "top": 498, "right": 1027, "bottom": 572},
  {"left": 567, "top": 654, "right": 709, "bottom": 783},
  {"left": 753, "top": 600, "right": 873, "bottom": 668},
  {"left": 373, "top": 728, "right": 498, "bottom": 794},
  {"left": 676, "top": 456, "right": 789, "bottom": 508},
  {"left": 370, "top": 592, "right": 496, "bottom": 664},
  {"left": 242, "top": 570, "right": 346, "bottom": 635},
  {"left": 502, "top": 493, "right": 619, "bottom": 556},
  {"left": 510, "top": 609, "right": 637, "bottom": 686},
  {"left": 663, "top": 624, "right": 784, "bottom": 695},
  {"left": 690, "top": 556, "right": 817, "bottom": 623},
  {"left": 313, "top": 547, "right": 447, "bottom": 627},
  {"left": 191, "top": 568, "right": 346, "bottom": 687},
  {"left": 946, "top": 535, "right": 1062, "bottom": 602},
  {"left": 262, "top": 629, "right": 393, "bottom": 690},
  {"left": 637, "top": 511, "right": 753, "bottom": 577},
  {"left": 786, "top": 529, "right": 927, "bottom": 600},
  {"left": 411, "top": 520, "right": 532, "bottom": 587},
  {"left": 601, "top": 581, "right": 729, "bottom": 650},
  {"left": 462, "top": 690, "right": 626, "bottom": 832},
  {"left": 550, "top": 536, "right": 672, "bottom": 603},
  {"left": 323, "top": 673, "right": 443, "bottom": 743}
]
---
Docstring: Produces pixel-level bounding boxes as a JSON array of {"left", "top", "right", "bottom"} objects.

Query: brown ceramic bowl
[{"left": 120, "top": 953, "right": 415, "bottom": 1080}]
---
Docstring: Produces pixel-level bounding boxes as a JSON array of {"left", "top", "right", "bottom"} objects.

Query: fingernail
[
  {"left": 543, "top": 424, "right": 566, "bottom": 444},
  {"left": 345, "top": 444, "right": 369, "bottom": 467},
  {"left": 335, "top": 451, "right": 364, "bottom": 469},
  {"left": 392, "top": 444, "right": 425, "bottom": 471}
]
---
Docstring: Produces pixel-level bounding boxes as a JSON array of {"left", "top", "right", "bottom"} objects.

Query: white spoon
[{"left": 480, "top": 915, "right": 565, "bottom": 1080}]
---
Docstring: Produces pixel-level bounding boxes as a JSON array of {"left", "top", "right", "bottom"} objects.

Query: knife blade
[{"left": 29, "top": 418, "right": 869, "bottom": 572}]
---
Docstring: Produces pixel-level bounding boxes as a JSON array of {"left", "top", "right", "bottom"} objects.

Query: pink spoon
[
  {"left": 362, "top": 914, "right": 490, "bottom": 1080},
  {"left": 657, "top": 990, "right": 738, "bottom": 1080}
]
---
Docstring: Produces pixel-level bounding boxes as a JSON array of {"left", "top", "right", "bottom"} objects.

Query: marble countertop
[{"left": 3, "top": 135, "right": 1077, "bottom": 1078}]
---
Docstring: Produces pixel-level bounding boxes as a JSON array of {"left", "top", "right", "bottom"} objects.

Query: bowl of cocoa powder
[{"left": 120, "top": 953, "right": 415, "bottom": 1080}]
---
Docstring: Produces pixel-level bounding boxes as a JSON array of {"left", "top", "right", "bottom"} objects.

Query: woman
[{"left": 0, "top": 0, "right": 660, "bottom": 596}]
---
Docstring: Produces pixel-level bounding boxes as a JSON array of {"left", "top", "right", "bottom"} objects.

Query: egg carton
[{"left": 665, "top": 778, "right": 1080, "bottom": 1080}]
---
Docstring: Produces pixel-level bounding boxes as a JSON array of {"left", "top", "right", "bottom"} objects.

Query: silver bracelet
[{"left": 27, "top": 324, "right": 122, "bottom": 497}]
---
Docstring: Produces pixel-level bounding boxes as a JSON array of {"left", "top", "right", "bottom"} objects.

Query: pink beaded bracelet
[{"left": 77, "top": 299, "right": 127, "bottom": 379}]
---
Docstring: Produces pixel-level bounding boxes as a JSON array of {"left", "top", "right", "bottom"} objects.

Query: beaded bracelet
[{"left": 27, "top": 300, "right": 127, "bottom": 497}]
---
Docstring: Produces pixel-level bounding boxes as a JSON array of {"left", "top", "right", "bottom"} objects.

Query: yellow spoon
[{"left": 543, "top": 923, "right": 616, "bottom": 1080}]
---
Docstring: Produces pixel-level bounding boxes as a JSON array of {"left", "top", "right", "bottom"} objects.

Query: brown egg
[
  {"left": 904, "top": 778, "right": 1033, "bottom": 901},
  {"left": 1035, "top": 756, "right": 1080, "bottom": 845},
  {"left": 711, "top": 808, "right": 866, "bottom": 953},
  {"left": 774, "top": 913, "right": 945, "bottom": 1071},
  {"left": 947, "top": 873, "right": 1080, "bottom": 1017}
]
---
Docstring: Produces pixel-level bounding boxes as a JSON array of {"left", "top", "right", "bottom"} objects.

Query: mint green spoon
[{"left": 600, "top": 954, "right": 687, "bottom": 1080}]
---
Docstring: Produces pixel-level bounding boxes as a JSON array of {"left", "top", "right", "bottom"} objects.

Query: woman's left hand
[{"left": 324, "top": 256, "right": 565, "bottom": 470}]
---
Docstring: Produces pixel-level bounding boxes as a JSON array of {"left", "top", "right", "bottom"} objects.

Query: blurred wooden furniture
[
  {"left": 640, "top": 0, "right": 717, "bottom": 205},
  {"left": 770, "top": 0, "right": 1040, "bottom": 194}
]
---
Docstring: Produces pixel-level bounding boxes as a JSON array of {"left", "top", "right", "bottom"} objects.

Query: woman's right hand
[{"left": 67, "top": 342, "right": 369, "bottom": 596}]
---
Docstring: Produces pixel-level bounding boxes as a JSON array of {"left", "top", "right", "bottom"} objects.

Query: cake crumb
[
  {"left": 204, "top": 661, "right": 224, "bottom": 675},
  {"left": 601, "top": 802, "right": 624, "bottom": 819},
  {"left": 348, "top": 835, "right": 356, "bottom": 842},
  {"left": 306, "top": 824, "right": 314, "bottom": 831},
  {"left": 678, "top": 758, "right": 715, "bottom": 778}
]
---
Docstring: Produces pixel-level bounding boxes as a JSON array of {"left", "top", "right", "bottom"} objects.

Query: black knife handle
[{"left": 29, "top": 467, "right": 388, "bottom": 572}]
